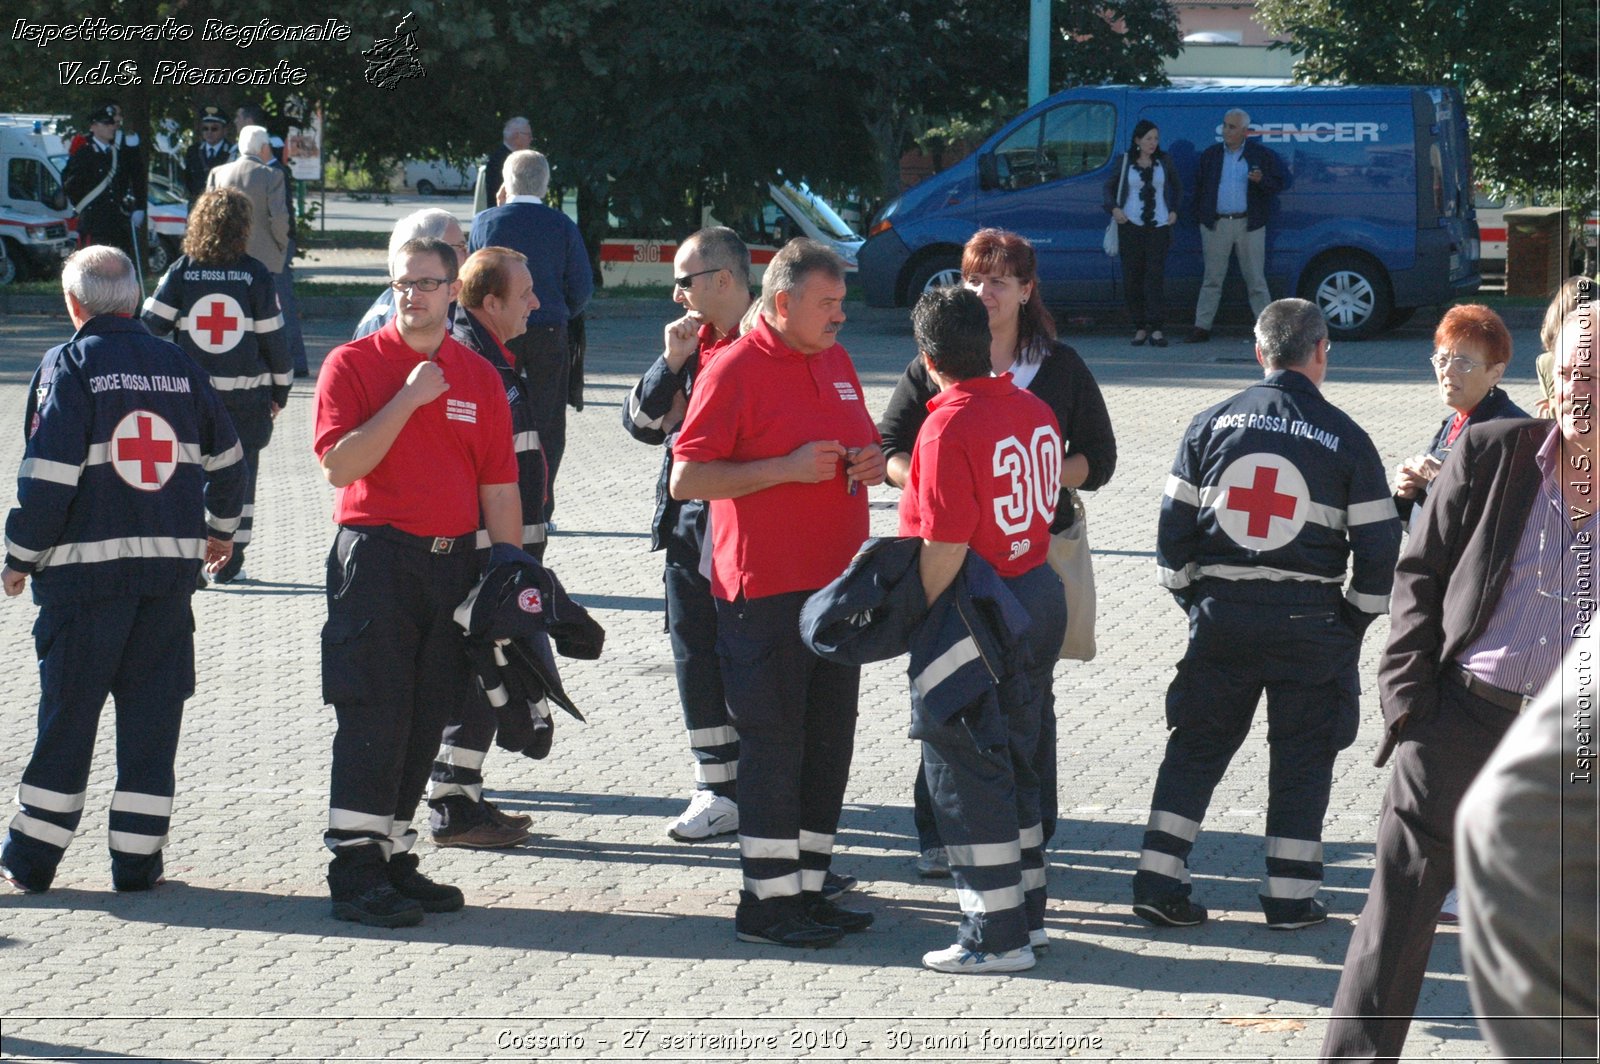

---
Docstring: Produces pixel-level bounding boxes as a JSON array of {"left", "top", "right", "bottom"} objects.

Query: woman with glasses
[
  {"left": 141, "top": 186, "right": 289, "bottom": 583},
  {"left": 878, "top": 227, "right": 1117, "bottom": 881},
  {"left": 1392, "top": 304, "right": 1526, "bottom": 530}
]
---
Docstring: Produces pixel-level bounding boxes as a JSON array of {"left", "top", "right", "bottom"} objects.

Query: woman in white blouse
[{"left": 1103, "top": 120, "right": 1182, "bottom": 347}]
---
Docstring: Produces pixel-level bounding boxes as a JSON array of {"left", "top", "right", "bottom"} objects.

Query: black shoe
[
  {"left": 1151, "top": 332, "right": 1169, "bottom": 347},
  {"left": 388, "top": 855, "right": 464, "bottom": 913},
  {"left": 1131, "top": 331, "right": 1149, "bottom": 346},
  {"left": 806, "top": 896, "right": 874, "bottom": 933},
  {"left": 821, "top": 870, "right": 857, "bottom": 900},
  {"left": 213, "top": 547, "right": 245, "bottom": 584},
  {"left": 331, "top": 884, "right": 425, "bottom": 927},
  {"left": 294, "top": 368, "right": 311, "bottom": 379},
  {"left": 481, "top": 798, "right": 533, "bottom": 830},
  {"left": 736, "top": 913, "right": 845, "bottom": 948},
  {"left": 1132, "top": 894, "right": 1208, "bottom": 928},
  {"left": 1266, "top": 898, "right": 1327, "bottom": 930},
  {"left": 1185, "top": 327, "right": 1212, "bottom": 344}
]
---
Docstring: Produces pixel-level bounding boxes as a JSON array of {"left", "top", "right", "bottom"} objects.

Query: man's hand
[
  {"left": 270, "top": 401, "right": 282, "bottom": 420},
  {"left": 400, "top": 360, "right": 449, "bottom": 408},
  {"left": 663, "top": 313, "right": 702, "bottom": 373},
  {"left": 2, "top": 566, "right": 27, "bottom": 597},
  {"left": 203, "top": 537, "right": 233, "bottom": 575},
  {"left": 845, "top": 442, "right": 887, "bottom": 490},
  {"left": 788, "top": 440, "right": 848, "bottom": 484}
]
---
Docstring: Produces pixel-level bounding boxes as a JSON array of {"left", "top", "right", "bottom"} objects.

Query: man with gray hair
[
  {"left": 481, "top": 116, "right": 532, "bottom": 209},
  {"left": 353, "top": 208, "right": 469, "bottom": 340},
  {"left": 1, "top": 246, "right": 245, "bottom": 894},
  {"left": 1186, "top": 108, "right": 1285, "bottom": 343},
  {"left": 206, "top": 125, "right": 289, "bottom": 281},
  {"left": 671, "top": 239, "right": 886, "bottom": 948},
  {"left": 1135, "top": 297, "right": 1399, "bottom": 929},
  {"left": 469, "top": 149, "right": 592, "bottom": 524}
]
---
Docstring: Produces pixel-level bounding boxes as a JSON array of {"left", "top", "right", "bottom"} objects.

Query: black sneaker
[
  {"left": 1185, "top": 327, "right": 1212, "bottom": 344},
  {"left": 388, "top": 854, "right": 464, "bottom": 913},
  {"left": 1267, "top": 898, "right": 1328, "bottom": 930},
  {"left": 735, "top": 913, "right": 845, "bottom": 948},
  {"left": 331, "top": 884, "right": 425, "bottom": 928},
  {"left": 821, "top": 870, "right": 856, "bottom": 900},
  {"left": 1132, "top": 894, "right": 1208, "bottom": 928},
  {"left": 806, "top": 896, "right": 874, "bottom": 933}
]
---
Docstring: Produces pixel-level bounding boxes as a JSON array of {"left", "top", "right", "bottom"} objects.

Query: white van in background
[{"left": 0, "top": 115, "right": 77, "bottom": 284}]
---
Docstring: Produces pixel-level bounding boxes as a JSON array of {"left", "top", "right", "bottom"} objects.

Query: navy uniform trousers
[
  {"left": 1133, "top": 580, "right": 1360, "bottom": 923},
  {"left": 1319, "top": 679, "right": 1518, "bottom": 1062},
  {"left": 321, "top": 527, "right": 477, "bottom": 897},
  {"left": 717, "top": 590, "right": 857, "bottom": 928},
  {"left": 505, "top": 324, "right": 568, "bottom": 524},
  {"left": 663, "top": 507, "right": 736, "bottom": 799},
  {"left": 3, "top": 592, "right": 194, "bottom": 892},
  {"left": 922, "top": 563, "right": 1066, "bottom": 953}
]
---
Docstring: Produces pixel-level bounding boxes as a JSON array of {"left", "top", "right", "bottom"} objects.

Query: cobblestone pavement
[{"left": 0, "top": 304, "right": 1542, "bottom": 1062}]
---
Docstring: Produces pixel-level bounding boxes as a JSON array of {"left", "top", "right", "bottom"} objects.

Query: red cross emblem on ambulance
[
  {"left": 1215, "top": 452, "right": 1309, "bottom": 550},
  {"left": 185, "top": 294, "right": 246, "bottom": 355},
  {"left": 110, "top": 410, "right": 180, "bottom": 491}
]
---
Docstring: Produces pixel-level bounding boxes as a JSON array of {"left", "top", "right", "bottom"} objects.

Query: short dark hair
[
  {"left": 687, "top": 226, "right": 751, "bottom": 288},
  {"left": 913, "top": 287, "right": 992, "bottom": 381},
  {"left": 1254, "top": 298, "right": 1327, "bottom": 369},
  {"left": 393, "top": 237, "right": 459, "bottom": 283}
]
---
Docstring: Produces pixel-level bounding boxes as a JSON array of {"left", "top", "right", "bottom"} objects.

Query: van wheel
[
  {"left": 1301, "top": 254, "right": 1393, "bottom": 340},
  {"left": 905, "top": 253, "right": 963, "bottom": 304},
  {"left": 0, "top": 241, "right": 18, "bottom": 286},
  {"left": 144, "top": 234, "right": 172, "bottom": 276},
  {"left": 416, "top": 180, "right": 436, "bottom": 196}
]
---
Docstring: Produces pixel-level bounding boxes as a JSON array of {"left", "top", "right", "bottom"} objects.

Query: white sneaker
[
  {"left": 922, "top": 943, "right": 1036, "bottom": 974},
  {"left": 667, "top": 792, "right": 738, "bottom": 841},
  {"left": 1029, "top": 928, "right": 1048, "bottom": 951}
]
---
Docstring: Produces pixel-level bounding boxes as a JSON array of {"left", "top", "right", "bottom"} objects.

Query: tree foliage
[{"left": 1257, "top": 0, "right": 1598, "bottom": 207}]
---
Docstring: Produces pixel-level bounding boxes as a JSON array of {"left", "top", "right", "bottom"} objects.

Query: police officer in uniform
[
  {"left": 141, "top": 187, "right": 291, "bottom": 583},
  {"left": 183, "top": 106, "right": 234, "bottom": 200},
  {"left": 1, "top": 246, "right": 245, "bottom": 894},
  {"left": 425, "top": 245, "right": 546, "bottom": 848},
  {"left": 1134, "top": 297, "right": 1401, "bottom": 930},
  {"left": 62, "top": 105, "right": 144, "bottom": 268}
]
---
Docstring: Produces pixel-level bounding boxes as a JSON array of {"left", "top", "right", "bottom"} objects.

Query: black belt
[
  {"left": 343, "top": 523, "right": 470, "bottom": 555},
  {"left": 1216, "top": 211, "right": 1249, "bottom": 220},
  {"left": 1445, "top": 663, "right": 1531, "bottom": 714}
]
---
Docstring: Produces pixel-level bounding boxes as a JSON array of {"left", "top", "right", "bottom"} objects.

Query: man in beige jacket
[{"left": 206, "top": 125, "right": 288, "bottom": 274}]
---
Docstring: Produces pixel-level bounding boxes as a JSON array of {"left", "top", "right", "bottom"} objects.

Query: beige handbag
[{"left": 1046, "top": 491, "right": 1096, "bottom": 661}]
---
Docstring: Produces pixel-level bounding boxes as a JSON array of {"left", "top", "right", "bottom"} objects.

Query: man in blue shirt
[
  {"left": 469, "top": 150, "right": 593, "bottom": 522},
  {"left": 1187, "top": 109, "right": 1285, "bottom": 343}
]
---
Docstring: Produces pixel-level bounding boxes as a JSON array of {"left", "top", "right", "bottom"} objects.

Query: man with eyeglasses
[
  {"left": 469, "top": 150, "right": 593, "bottom": 526},
  {"left": 623, "top": 228, "right": 752, "bottom": 843},
  {"left": 1321, "top": 302, "right": 1597, "bottom": 1061},
  {"left": 311, "top": 236, "right": 521, "bottom": 928},
  {"left": 1138, "top": 297, "right": 1400, "bottom": 932}
]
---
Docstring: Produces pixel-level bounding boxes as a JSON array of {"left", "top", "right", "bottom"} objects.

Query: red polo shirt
[
  {"left": 674, "top": 316, "right": 879, "bottom": 600},
  {"left": 898, "top": 375, "right": 1062, "bottom": 578},
  {"left": 313, "top": 320, "right": 518, "bottom": 538}
]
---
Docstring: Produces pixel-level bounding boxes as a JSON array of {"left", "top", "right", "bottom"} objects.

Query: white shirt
[{"left": 1120, "top": 161, "right": 1170, "bottom": 226}]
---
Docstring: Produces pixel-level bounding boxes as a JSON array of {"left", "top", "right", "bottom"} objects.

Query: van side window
[
  {"left": 991, "top": 103, "right": 1116, "bottom": 190},
  {"left": 9, "top": 158, "right": 41, "bottom": 203}
]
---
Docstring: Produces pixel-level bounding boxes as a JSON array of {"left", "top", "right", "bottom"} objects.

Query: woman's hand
[{"left": 1111, "top": 208, "right": 1128, "bottom": 224}]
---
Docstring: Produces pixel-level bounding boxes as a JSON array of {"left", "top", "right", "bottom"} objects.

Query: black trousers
[
  {"left": 1320, "top": 679, "right": 1518, "bottom": 1063},
  {"left": 1133, "top": 582, "right": 1361, "bottom": 922},
  {"left": 2, "top": 592, "right": 194, "bottom": 892},
  {"left": 665, "top": 560, "right": 736, "bottom": 798},
  {"left": 320, "top": 527, "right": 477, "bottom": 897},
  {"left": 1118, "top": 221, "right": 1171, "bottom": 331},
  {"left": 716, "top": 591, "right": 859, "bottom": 927},
  {"left": 505, "top": 324, "right": 569, "bottom": 523}
]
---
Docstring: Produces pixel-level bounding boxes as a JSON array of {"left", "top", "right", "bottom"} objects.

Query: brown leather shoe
[
  {"left": 432, "top": 820, "right": 529, "bottom": 849},
  {"left": 480, "top": 798, "right": 533, "bottom": 830}
]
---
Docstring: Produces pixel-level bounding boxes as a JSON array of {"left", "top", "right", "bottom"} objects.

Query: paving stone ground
[{"left": 0, "top": 301, "right": 1542, "bottom": 1062}]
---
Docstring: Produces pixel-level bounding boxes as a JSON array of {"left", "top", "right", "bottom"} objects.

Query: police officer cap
[
  {"left": 87, "top": 104, "right": 117, "bottom": 125},
  {"left": 198, "top": 105, "right": 227, "bottom": 126}
]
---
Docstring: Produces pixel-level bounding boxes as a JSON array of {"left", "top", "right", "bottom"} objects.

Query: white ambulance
[{"left": 0, "top": 115, "right": 77, "bottom": 284}]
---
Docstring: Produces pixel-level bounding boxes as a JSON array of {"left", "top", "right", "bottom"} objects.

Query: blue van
[{"left": 859, "top": 83, "right": 1480, "bottom": 339}]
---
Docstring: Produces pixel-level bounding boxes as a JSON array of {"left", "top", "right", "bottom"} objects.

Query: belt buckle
[{"left": 430, "top": 536, "right": 454, "bottom": 555}]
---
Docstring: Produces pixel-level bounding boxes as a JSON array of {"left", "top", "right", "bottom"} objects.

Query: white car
[{"left": 403, "top": 158, "right": 476, "bottom": 196}]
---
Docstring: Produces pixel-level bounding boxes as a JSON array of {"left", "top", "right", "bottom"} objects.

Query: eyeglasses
[
  {"left": 389, "top": 278, "right": 449, "bottom": 293},
  {"left": 674, "top": 268, "right": 722, "bottom": 289},
  {"left": 1431, "top": 352, "right": 1487, "bottom": 373}
]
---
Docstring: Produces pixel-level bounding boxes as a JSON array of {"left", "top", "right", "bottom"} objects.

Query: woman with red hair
[{"left": 1392, "top": 304, "right": 1527, "bottom": 528}]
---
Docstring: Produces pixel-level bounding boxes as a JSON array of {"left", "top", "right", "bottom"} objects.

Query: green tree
[{"left": 1257, "top": 0, "right": 1598, "bottom": 208}]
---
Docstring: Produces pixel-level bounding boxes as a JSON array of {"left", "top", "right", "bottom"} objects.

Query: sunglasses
[{"left": 674, "top": 268, "right": 722, "bottom": 289}]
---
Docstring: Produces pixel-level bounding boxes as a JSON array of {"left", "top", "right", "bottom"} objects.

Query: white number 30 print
[{"left": 992, "top": 425, "right": 1063, "bottom": 535}]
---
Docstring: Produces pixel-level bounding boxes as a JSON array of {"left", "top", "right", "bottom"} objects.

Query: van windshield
[{"left": 775, "top": 182, "right": 859, "bottom": 242}]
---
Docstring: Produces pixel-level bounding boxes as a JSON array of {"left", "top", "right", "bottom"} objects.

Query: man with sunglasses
[
  {"left": 624, "top": 228, "right": 752, "bottom": 842},
  {"left": 469, "top": 150, "right": 593, "bottom": 526},
  {"left": 1321, "top": 302, "right": 1597, "bottom": 1062},
  {"left": 312, "top": 236, "right": 521, "bottom": 928}
]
